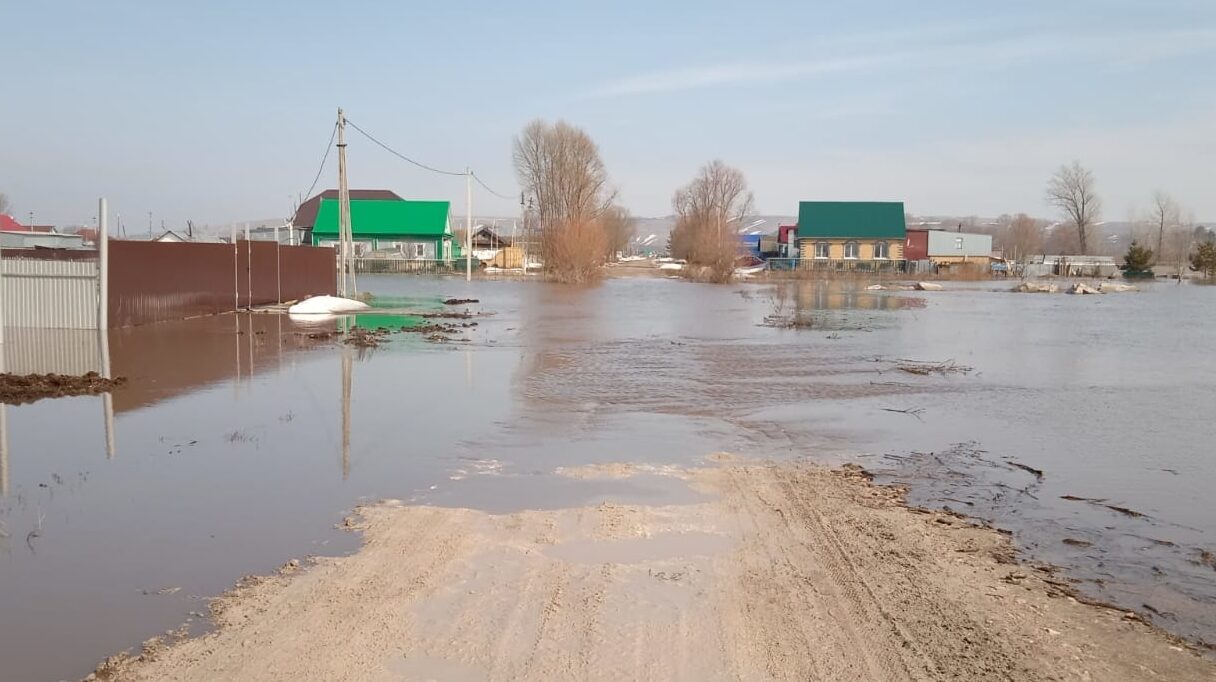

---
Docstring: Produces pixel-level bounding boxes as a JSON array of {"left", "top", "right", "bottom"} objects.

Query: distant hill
[{"left": 630, "top": 215, "right": 795, "bottom": 251}]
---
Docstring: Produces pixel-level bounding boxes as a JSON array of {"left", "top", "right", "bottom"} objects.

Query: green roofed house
[
  {"left": 297, "top": 190, "right": 455, "bottom": 260},
  {"left": 797, "top": 201, "right": 906, "bottom": 264}
]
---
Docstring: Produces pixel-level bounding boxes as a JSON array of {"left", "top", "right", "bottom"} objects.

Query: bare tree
[
  {"left": 512, "top": 120, "right": 616, "bottom": 282},
  {"left": 1046, "top": 161, "right": 1101, "bottom": 255},
  {"left": 669, "top": 160, "right": 754, "bottom": 282},
  {"left": 600, "top": 205, "right": 634, "bottom": 261},
  {"left": 1166, "top": 215, "right": 1196, "bottom": 283},
  {"left": 1004, "top": 213, "right": 1043, "bottom": 263},
  {"left": 1150, "top": 190, "right": 1180, "bottom": 263},
  {"left": 0, "top": 192, "right": 10, "bottom": 215}
]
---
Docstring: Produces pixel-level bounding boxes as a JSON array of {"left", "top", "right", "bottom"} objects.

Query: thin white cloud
[
  {"left": 585, "top": 27, "right": 1216, "bottom": 98},
  {"left": 587, "top": 53, "right": 903, "bottom": 98}
]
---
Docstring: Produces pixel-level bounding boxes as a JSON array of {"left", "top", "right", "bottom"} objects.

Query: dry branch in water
[
  {"left": 895, "top": 359, "right": 973, "bottom": 376},
  {"left": 881, "top": 407, "right": 926, "bottom": 421},
  {"left": 1006, "top": 461, "right": 1044, "bottom": 480}
]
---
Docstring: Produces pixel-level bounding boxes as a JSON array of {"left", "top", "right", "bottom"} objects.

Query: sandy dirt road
[{"left": 97, "top": 461, "right": 1215, "bottom": 681}]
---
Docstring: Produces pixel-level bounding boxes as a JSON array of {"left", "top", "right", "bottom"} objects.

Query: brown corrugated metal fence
[{"left": 108, "top": 241, "right": 335, "bottom": 327}]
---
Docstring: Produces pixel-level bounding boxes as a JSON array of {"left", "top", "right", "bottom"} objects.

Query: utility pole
[
  {"left": 148, "top": 211, "right": 153, "bottom": 239},
  {"left": 465, "top": 168, "right": 473, "bottom": 282},
  {"left": 336, "top": 107, "right": 351, "bottom": 298},
  {"left": 98, "top": 198, "right": 109, "bottom": 332}
]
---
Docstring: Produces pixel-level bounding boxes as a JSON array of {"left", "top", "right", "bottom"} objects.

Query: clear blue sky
[{"left": 2, "top": 0, "right": 1213, "bottom": 228}]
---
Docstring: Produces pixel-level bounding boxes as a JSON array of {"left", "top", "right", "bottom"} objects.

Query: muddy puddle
[{"left": 2, "top": 276, "right": 1214, "bottom": 679}]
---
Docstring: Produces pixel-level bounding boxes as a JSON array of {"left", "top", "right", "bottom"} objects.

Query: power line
[
  {"left": 471, "top": 171, "right": 514, "bottom": 200},
  {"left": 340, "top": 115, "right": 517, "bottom": 202},
  {"left": 344, "top": 118, "right": 465, "bottom": 177},
  {"left": 300, "top": 121, "right": 338, "bottom": 203}
]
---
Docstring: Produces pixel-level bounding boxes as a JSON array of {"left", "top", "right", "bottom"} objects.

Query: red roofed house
[
  {"left": 0, "top": 214, "right": 26, "bottom": 231},
  {"left": 0, "top": 214, "right": 86, "bottom": 248}
]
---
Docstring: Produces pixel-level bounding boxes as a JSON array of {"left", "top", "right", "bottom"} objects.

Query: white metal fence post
[{"left": 98, "top": 198, "right": 115, "bottom": 458}]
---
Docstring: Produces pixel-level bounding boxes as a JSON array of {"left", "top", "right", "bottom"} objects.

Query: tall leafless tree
[
  {"left": 1045, "top": 161, "right": 1101, "bottom": 255},
  {"left": 1150, "top": 190, "right": 1180, "bottom": 263},
  {"left": 1166, "top": 214, "right": 1196, "bottom": 283},
  {"left": 512, "top": 120, "right": 616, "bottom": 282},
  {"left": 0, "top": 192, "right": 10, "bottom": 215},
  {"left": 669, "top": 160, "right": 754, "bottom": 281}
]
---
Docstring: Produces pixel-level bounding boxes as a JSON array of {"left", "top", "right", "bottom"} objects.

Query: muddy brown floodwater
[{"left": 1, "top": 276, "right": 1214, "bottom": 681}]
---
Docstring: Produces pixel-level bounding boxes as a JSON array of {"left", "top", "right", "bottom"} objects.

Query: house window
[
  {"left": 843, "top": 241, "right": 859, "bottom": 259},
  {"left": 814, "top": 242, "right": 830, "bottom": 259},
  {"left": 954, "top": 237, "right": 964, "bottom": 250},
  {"left": 874, "top": 241, "right": 889, "bottom": 259},
  {"left": 413, "top": 243, "right": 426, "bottom": 259}
]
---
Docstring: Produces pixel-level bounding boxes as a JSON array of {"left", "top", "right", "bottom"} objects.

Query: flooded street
[{"left": 2, "top": 276, "right": 1214, "bottom": 680}]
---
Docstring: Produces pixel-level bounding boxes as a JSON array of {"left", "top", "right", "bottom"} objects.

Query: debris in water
[
  {"left": 224, "top": 430, "right": 256, "bottom": 444},
  {"left": 0, "top": 371, "right": 127, "bottom": 405},
  {"left": 442, "top": 298, "right": 479, "bottom": 305},
  {"left": 880, "top": 407, "right": 925, "bottom": 421},
  {"left": 894, "top": 359, "right": 973, "bottom": 376},
  {"left": 1142, "top": 603, "right": 1175, "bottom": 619},
  {"left": 1061, "top": 538, "right": 1092, "bottom": 547},
  {"left": 1060, "top": 495, "right": 1107, "bottom": 503},
  {"left": 1104, "top": 504, "right": 1148, "bottom": 519},
  {"left": 1006, "top": 461, "right": 1044, "bottom": 480},
  {"left": 343, "top": 327, "right": 391, "bottom": 348},
  {"left": 1196, "top": 550, "right": 1216, "bottom": 571}
]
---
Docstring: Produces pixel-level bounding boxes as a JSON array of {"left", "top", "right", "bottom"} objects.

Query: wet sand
[{"left": 97, "top": 459, "right": 1213, "bottom": 681}]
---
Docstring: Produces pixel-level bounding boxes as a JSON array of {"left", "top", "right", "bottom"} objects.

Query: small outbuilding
[{"left": 905, "top": 229, "right": 993, "bottom": 266}]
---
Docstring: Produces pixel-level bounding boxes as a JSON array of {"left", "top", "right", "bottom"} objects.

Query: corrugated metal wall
[
  {"left": 1, "top": 242, "right": 336, "bottom": 330},
  {"left": 0, "top": 257, "right": 100, "bottom": 329},
  {"left": 926, "top": 231, "right": 993, "bottom": 257},
  {"left": 109, "top": 241, "right": 336, "bottom": 327}
]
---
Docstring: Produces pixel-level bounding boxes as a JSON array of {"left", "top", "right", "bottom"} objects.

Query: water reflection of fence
[
  {"left": 1, "top": 328, "right": 102, "bottom": 375},
  {"left": 353, "top": 258, "right": 463, "bottom": 275},
  {"left": 0, "top": 326, "right": 114, "bottom": 495},
  {"left": 766, "top": 258, "right": 917, "bottom": 273}
]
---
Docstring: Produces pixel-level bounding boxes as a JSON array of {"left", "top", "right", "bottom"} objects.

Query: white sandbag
[{"left": 287, "top": 295, "right": 371, "bottom": 314}]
